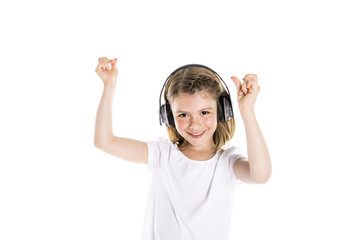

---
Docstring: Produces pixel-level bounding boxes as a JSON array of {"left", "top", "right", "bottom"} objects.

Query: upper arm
[
  {"left": 233, "top": 157, "right": 271, "bottom": 184},
  {"left": 95, "top": 136, "right": 148, "bottom": 164},
  {"left": 233, "top": 157, "right": 253, "bottom": 184}
]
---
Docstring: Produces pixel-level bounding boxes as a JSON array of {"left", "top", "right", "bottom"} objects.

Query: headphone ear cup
[
  {"left": 160, "top": 103, "right": 175, "bottom": 127},
  {"left": 160, "top": 104, "right": 167, "bottom": 126},
  {"left": 165, "top": 103, "right": 175, "bottom": 127},
  {"left": 219, "top": 96, "right": 233, "bottom": 122},
  {"left": 218, "top": 97, "right": 225, "bottom": 122}
]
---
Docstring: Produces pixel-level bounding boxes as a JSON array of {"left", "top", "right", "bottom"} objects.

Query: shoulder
[
  {"left": 146, "top": 136, "right": 170, "bottom": 145},
  {"left": 216, "top": 146, "right": 246, "bottom": 184},
  {"left": 146, "top": 137, "right": 179, "bottom": 157},
  {"left": 146, "top": 137, "right": 177, "bottom": 171},
  {"left": 147, "top": 137, "right": 174, "bottom": 149},
  {"left": 219, "top": 146, "right": 244, "bottom": 160},
  {"left": 217, "top": 146, "right": 245, "bottom": 171}
]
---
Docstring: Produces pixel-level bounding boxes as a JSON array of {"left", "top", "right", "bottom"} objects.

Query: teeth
[{"left": 191, "top": 131, "right": 204, "bottom": 136}]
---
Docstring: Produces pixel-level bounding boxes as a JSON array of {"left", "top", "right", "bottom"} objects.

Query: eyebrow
[{"left": 174, "top": 107, "right": 215, "bottom": 114}]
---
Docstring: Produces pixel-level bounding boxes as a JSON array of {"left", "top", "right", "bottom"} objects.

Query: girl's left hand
[{"left": 231, "top": 74, "right": 260, "bottom": 113}]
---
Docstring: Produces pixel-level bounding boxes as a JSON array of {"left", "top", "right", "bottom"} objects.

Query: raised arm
[
  {"left": 94, "top": 57, "right": 148, "bottom": 164},
  {"left": 230, "top": 74, "right": 272, "bottom": 184}
]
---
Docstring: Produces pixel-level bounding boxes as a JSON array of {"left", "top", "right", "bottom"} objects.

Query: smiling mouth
[{"left": 188, "top": 130, "right": 206, "bottom": 138}]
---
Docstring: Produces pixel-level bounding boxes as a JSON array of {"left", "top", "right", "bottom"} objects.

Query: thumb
[
  {"left": 110, "top": 58, "right": 118, "bottom": 70},
  {"left": 230, "top": 76, "right": 243, "bottom": 96}
]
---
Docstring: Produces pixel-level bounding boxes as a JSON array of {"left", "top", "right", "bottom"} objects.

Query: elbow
[
  {"left": 252, "top": 169, "right": 272, "bottom": 184},
  {"left": 255, "top": 158, "right": 272, "bottom": 184},
  {"left": 94, "top": 138, "right": 107, "bottom": 149},
  {"left": 261, "top": 168, "right": 272, "bottom": 184},
  {"left": 94, "top": 139, "right": 102, "bottom": 149},
  {"left": 253, "top": 176, "right": 270, "bottom": 184},
  {"left": 94, "top": 136, "right": 114, "bottom": 150},
  {"left": 257, "top": 174, "right": 271, "bottom": 184}
]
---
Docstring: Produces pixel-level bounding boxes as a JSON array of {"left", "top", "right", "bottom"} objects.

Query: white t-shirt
[{"left": 142, "top": 137, "right": 244, "bottom": 240}]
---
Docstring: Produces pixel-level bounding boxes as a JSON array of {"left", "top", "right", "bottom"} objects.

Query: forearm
[
  {"left": 241, "top": 110, "right": 272, "bottom": 183},
  {"left": 94, "top": 83, "right": 116, "bottom": 147}
]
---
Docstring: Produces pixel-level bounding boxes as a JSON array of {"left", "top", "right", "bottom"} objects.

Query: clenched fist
[
  {"left": 231, "top": 74, "right": 260, "bottom": 113},
  {"left": 95, "top": 57, "right": 118, "bottom": 85}
]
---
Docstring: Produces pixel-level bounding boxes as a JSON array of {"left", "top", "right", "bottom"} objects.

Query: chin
[{"left": 183, "top": 131, "right": 215, "bottom": 149}]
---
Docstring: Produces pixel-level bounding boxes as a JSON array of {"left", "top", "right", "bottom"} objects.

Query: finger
[
  {"left": 241, "top": 79, "right": 248, "bottom": 94},
  {"left": 247, "top": 81, "right": 255, "bottom": 94},
  {"left": 110, "top": 58, "right": 117, "bottom": 70},
  {"left": 246, "top": 79, "right": 256, "bottom": 89},
  {"left": 243, "top": 74, "right": 258, "bottom": 83},
  {"left": 100, "top": 64, "right": 109, "bottom": 71},
  {"left": 95, "top": 64, "right": 105, "bottom": 72},
  {"left": 96, "top": 58, "right": 109, "bottom": 72},
  {"left": 96, "top": 59, "right": 114, "bottom": 72},
  {"left": 231, "top": 76, "right": 244, "bottom": 96},
  {"left": 98, "top": 57, "right": 109, "bottom": 63},
  {"left": 230, "top": 76, "right": 241, "bottom": 91}
]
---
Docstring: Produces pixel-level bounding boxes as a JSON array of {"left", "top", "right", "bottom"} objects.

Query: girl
[{"left": 94, "top": 57, "right": 271, "bottom": 240}]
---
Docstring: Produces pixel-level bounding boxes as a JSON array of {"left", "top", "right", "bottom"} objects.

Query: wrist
[
  {"left": 240, "top": 108, "right": 256, "bottom": 121},
  {"left": 102, "top": 82, "right": 117, "bottom": 98},
  {"left": 103, "top": 81, "right": 116, "bottom": 89},
  {"left": 239, "top": 107, "right": 255, "bottom": 116}
]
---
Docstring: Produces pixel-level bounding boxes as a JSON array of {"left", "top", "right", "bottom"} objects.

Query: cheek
[
  {"left": 204, "top": 116, "right": 217, "bottom": 129},
  {"left": 175, "top": 118, "right": 187, "bottom": 131}
]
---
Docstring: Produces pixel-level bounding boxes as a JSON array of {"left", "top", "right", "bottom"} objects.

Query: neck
[{"left": 180, "top": 141, "right": 216, "bottom": 161}]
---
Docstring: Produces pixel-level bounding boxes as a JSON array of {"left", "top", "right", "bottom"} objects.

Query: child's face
[{"left": 171, "top": 91, "right": 218, "bottom": 151}]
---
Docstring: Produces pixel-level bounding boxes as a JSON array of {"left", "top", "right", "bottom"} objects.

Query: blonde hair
[{"left": 164, "top": 66, "right": 235, "bottom": 153}]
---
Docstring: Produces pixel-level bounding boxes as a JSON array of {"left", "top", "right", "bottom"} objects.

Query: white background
[{"left": 1, "top": 0, "right": 359, "bottom": 239}]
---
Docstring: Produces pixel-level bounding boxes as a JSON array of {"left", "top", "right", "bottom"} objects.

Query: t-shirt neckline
[{"left": 175, "top": 143, "right": 220, "bottom": 163}]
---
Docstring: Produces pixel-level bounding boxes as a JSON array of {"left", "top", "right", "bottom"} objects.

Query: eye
[
  {"left": 201, "top": 111, "right": 210, "bottom": 115},
  {"left": 178, "top": 113, "right": 188, "bottom": 118}
]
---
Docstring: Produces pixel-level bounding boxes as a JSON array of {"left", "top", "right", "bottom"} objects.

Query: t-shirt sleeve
[
  {"left": 227, "top": 147, "right": 245, "bottom": 185},
  {"left": 146, "top": 137, "right": 169, "bottom": 174}
]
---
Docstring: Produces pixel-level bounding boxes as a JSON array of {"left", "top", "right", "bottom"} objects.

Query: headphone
[{"left": 159, "top": 64, "right": 233, "bottom": 127}]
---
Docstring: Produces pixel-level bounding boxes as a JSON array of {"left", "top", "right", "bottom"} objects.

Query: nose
[{"left": 189, "top": 116, "right": 201, "bottom": 130}]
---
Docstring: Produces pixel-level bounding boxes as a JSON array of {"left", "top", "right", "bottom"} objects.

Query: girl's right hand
[{"left": 95, "top": 57, "right": 118, "bottom": 85}]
